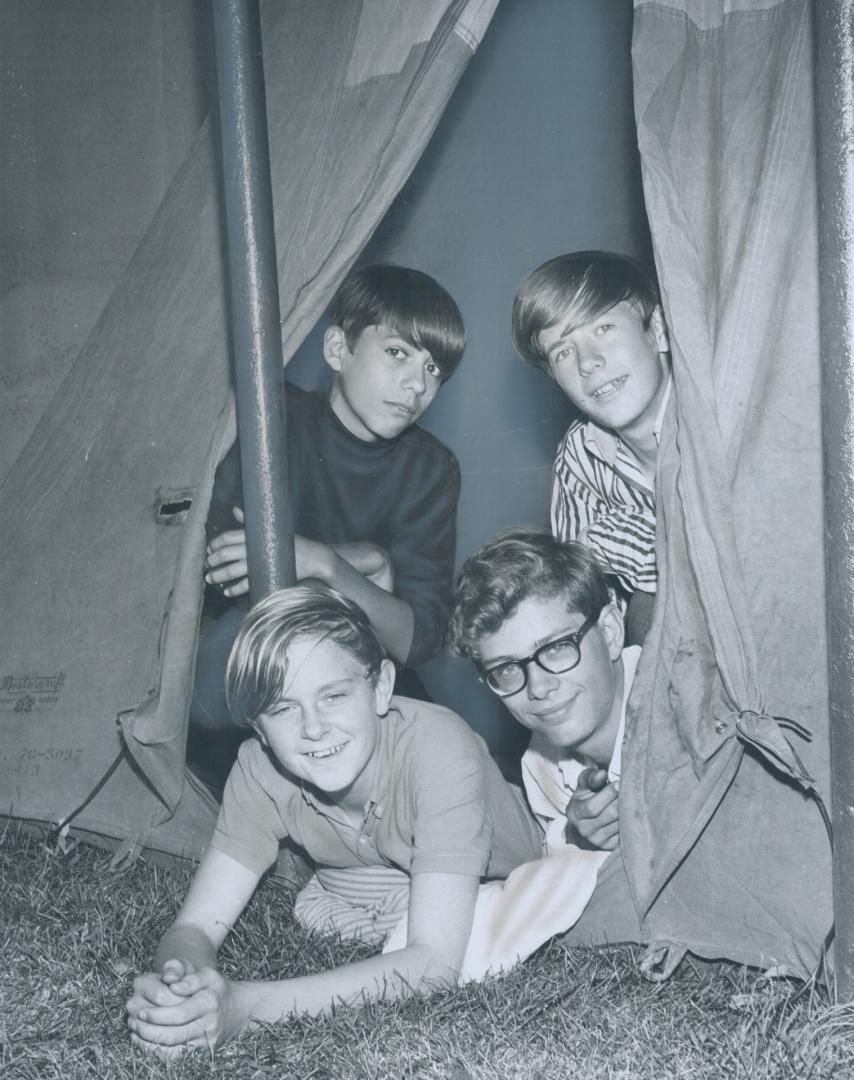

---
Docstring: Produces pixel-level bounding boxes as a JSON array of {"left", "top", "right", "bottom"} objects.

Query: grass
[{"left": 2, "top": 824, "right": 854, "bottom": 1080}]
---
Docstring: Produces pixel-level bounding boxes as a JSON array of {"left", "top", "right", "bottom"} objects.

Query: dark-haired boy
[
  {"left": 127, "top": 583, "right": 541, "bottom": 1055},
  {"left": 192, "top": 264, "right": 465, "bottom": 733},
  {"left": 512, "top": 251, "right": 670, "bottom": 642}
]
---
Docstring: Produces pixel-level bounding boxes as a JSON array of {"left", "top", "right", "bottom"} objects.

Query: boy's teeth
[
  {"left": 307, "top": 743, "right": 346, "bottom": 759},
  {"left": 593, "top": 376, "right": 626, "bottom": 398}
]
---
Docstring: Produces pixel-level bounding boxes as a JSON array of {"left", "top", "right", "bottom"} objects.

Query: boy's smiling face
[
  {"left": 254, "top": 636, "right": 394, "bottom": 809},
  {"left": 476, "top": 592, "right": 625, "bottom": 768},
  {"left": 325, "top": 323, "right": 444, "bottom": 442},
  {"left": 538, "top": 301, "right": 669, "bottom": 439}
]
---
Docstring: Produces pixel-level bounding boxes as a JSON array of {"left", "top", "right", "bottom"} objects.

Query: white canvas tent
[{"left": 0, "top": 0, "right": 842, "bottom": 984}]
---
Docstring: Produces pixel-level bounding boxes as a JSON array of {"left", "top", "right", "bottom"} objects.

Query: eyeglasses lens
[{"left": 485, "top": 639, "right": 580, "bottom": 696}]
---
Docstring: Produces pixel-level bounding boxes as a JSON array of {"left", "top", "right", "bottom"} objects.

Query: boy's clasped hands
[{"left": 127, "top": 959, "right": 239, "bottom": 1057}]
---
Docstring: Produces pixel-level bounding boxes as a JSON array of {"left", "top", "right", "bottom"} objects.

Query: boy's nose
[
  {"left": 402, "top": 359, "right": 428, "bottom": 396},
  {"left": 301, "top": 709, "right": 331, "bottom": 740},
  {"left": 526, "top": 662, "right": 560, "bottom": 700},
  {"left": 577, "top": 346, "right": 604, "bottom": 376}
]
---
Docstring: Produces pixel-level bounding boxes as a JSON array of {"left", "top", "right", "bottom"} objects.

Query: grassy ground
[{"left": 2, "top": 825, "right": 854, "bottom": 1080}]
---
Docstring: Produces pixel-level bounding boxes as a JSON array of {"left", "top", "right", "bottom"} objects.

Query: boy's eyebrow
[
  {"left": 378, "top": 325, "right": 442, "bottom": 370},
  {"left": 482, "top": 622, "right": 587, "bottom": 666},
  {"left": 273, "top": 673, "right": 357, "bottom": 705},
  {"left": 544, "top": 302, "right": 628, "bottom": 355},
  {"left": 545, "top": 324, "right": 577, "bottom": 353},
  {"left": 544, "top": 317, "right": 590, "bottom": 354},
  {"left": 375, "top": 324, "right": 413, "bottom": 343},
  {"left": 376, "top": 324, "right": 429, "bottom": 348},
  {"left": 312, "top": 674, "right": 357, "bottom": 694}
]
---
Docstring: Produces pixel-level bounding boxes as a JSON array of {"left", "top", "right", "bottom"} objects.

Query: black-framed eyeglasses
[{"left": 478, "top": 612, "right": 599, "bottom": 697}]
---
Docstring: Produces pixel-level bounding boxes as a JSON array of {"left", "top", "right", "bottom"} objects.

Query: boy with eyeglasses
[
  {"left": 373, "top": 528, "right": 641, "bottom": 979},
  {"left": 448, "top": 527, "right": 641, "bottom": 854}
]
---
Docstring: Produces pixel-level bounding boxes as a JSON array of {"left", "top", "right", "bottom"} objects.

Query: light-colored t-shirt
[
  {"left": 212, "top": 696, "right": 543, "bottom": 880},
  {"left": 521, "top": 646, "right": 642, "bottom": 854}
]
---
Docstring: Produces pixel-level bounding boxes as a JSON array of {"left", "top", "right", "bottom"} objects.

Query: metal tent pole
[
  {"left": 211, "top": 0, "right": 295, "bottom": 602},
  {"left": 816, "top": 0, "right": 854, "bottom": 1000}
]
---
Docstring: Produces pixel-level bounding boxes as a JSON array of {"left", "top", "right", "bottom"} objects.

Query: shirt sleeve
[
  {"left": 389, "top": 452, "right": 461, "bottom": 666},
  {"left": 407, "top": 716, "right": 492, "bottom": 878},
  {"left": 209, "top": 741, "right": 288, "bottom": 876},
  {"left": 582, "top": 510, "right": 657, "bottom": 593},
  {"left": 551, "top": 432, "right": 657, "bottom": 594},
  {"left": 206, "top": 439, "right": 244, "bottom": 544}
]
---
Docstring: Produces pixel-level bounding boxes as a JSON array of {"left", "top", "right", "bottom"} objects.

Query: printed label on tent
[
  {"left": 10, "top": 745, "right": 84, "bottom": 778},
  {"left": 0, "top": 672, "right": 66, "bottom": 716}
]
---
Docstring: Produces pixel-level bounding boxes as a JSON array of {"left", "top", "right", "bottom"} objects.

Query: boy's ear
[
  {"left": 323, "top": 325, "right": 349, "bottom": 374},
  {"left": 598, "top": 602, "right": 625, "bottom": 661},
  {"left": 372, "top": 658, "right": 396, "bottom": 715},
  {"left": 649, "top": 306, "right": 670, "bottom": 354}
]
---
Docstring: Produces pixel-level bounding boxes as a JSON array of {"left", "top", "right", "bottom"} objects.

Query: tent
[
  {"left": 0, "top": 0, "right": 843, "bottom": 984},
  {"left": 611, "top": 0, "right": 833, "bottom": 978}
]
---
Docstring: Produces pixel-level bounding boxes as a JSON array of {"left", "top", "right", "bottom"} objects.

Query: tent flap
[{"left": 624, "top": 0, "right": 832, "bottom": 975}]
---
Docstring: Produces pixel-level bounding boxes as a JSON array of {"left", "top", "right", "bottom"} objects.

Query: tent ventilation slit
[
  {"left": 156, "top": 498, "right": 192, "bottom": 522},
  {"left": 154, "top": 485, "right": 194, "bottom": 524}
]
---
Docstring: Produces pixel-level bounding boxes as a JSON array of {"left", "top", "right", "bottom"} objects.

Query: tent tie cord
[
  {"left": 735, "top": 708, "right": 816, "bottom": 787},
  {"left": 735, "top": 708, "right": 832, "bottom": 848},
  {"left": 46, "top": 746, "right": 128, "bottom": 846}
]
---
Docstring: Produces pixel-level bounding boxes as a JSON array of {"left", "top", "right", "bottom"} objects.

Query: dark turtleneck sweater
[{"left": 207, "top": 382, "right": 460, "bottom": 666}]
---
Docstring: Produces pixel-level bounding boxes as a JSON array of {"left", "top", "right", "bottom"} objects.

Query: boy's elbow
[
  {"left": 405, "top": 942, "right": 463, "bottom": 992},
  {"left": 404, "top": 639, "right": 433, "bottom": 669},
  {"left": 405, "top": 607, "right": 447, "bottom": 667}
]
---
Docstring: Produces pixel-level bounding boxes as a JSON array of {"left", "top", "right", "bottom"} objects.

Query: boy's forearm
[
  {"left": 324, "top": 553, "right": 415, "bottom": 663},
  {"left": 233, "top": 943, "right": 455, "bottom": 1028},
  {"left": 153, "top": 923, "right": 219, "bottom": 974},
  {"left": 292, "top": 536, "right": 414, "bottom": 662}
]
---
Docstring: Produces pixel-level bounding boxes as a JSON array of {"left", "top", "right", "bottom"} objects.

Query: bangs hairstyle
[
  {"left": 225, "top": 582, "right": 386, "bottom": 728},
  {"left": 330, "top": 263, "right": 466, "bottom": 379},
  {"left": 512, "top": 251, "right": 660, "bottom": 372},
  {"left": 447, "top": 527, "right": 611, "bottom": 661}
]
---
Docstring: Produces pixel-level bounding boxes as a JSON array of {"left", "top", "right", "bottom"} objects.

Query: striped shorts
[{"left": 293, "top": 864, "right": 410, "bottom": 945}]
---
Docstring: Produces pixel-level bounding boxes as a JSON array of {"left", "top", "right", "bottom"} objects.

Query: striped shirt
[{"left": 551, "top": 379, "right": 671, "bottom": 596}]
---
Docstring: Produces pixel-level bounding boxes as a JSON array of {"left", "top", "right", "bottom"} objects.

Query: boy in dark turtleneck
[{"left": 190, "top": 264, "right": 465, "bottom": 735}]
